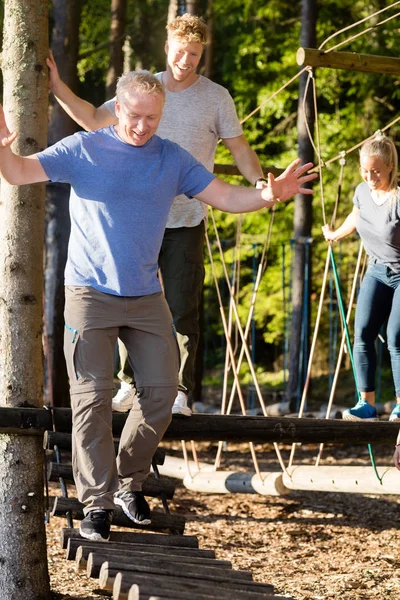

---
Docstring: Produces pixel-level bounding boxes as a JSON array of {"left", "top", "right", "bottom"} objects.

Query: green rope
[{"left": 329, "top": 246, "right": 383, "bottom": 485}]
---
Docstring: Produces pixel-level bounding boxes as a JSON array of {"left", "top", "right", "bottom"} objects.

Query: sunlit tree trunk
[
  {"left": 44, "top": 0, "right": 81, "bottom": 408},
  {"left": 106, "top": 0, "right": 127, "bottom": 99},
  {"left": 287, "top": 0, "right": 317, "bottom": 408},
  {"left": 0, "top": 0, "right": 50, "bottom": 598}
]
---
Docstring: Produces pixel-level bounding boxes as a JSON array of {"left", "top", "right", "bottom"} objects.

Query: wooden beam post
[{"left": 296, "top": 47, "right": 400, "bottom": 75}]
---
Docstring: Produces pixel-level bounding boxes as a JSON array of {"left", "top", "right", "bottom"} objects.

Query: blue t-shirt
[{"left": 37, "top": 127, "right": 215, "bottom": 295}]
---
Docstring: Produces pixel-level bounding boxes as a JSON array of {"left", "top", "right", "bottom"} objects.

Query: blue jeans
[{"left": 354, "top": 262, "right": 400, "bottom": 396}]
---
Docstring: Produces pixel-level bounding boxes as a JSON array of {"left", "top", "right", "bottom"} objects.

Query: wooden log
[
  {"left": 296, "top": 47, "right": 400, "bottom": 76},
  {"left": 52, "top": 497, "right": 185, "bottom": 534},
  {"left": 2, "top": 407, "right": 399, "bottom": 444},
  {"left": 92, "top": 557, "right": 252, "bottom": 582},
  {"left": 61, "top": 527, "right": 198, "bottom": 549},
  {"left": 214, "top": 163, "right": 283, "bottom": 178},
  {"left": 182, "top": 470, "right": 288, "bottom": 496},
  {"left": 43, "top": 430, "right": 166, "bottom": 465},
  {"left": 102, "top": 569, "right": 275, "bottom": 597},
  {"left": 84, "top": 550, "right": 233, "bottom": 578},
  {"left": 47, "top": 464, "right": 175, "bottom": 499},
  {"left": 283, "top": 465, "right": 400, "bottom": 494},
  {"left": 66, "top": 538, "right": 214, "bottom": 561},
  {"left": 157, "top": 455, "right": 214, "bottom": 479},
  {"left": 124, "top": 581, "right": 291, "bottom": 600}
]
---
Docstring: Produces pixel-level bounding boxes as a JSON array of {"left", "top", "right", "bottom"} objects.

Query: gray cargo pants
[{"left": 64, "top": 286, "right": 179, "bottom": 514}]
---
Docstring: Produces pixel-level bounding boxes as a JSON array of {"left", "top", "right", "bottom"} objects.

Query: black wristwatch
[{"left": 254, "top": 177, "right": 267, "bottom": 187}]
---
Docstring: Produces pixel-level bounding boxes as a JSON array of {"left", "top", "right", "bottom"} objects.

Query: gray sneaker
[
  {"left": 79, "top": 509, "right": 113, "bottom": 541},
  {"left": 114, "top": 491, "right": 151, "bottom": 525}
]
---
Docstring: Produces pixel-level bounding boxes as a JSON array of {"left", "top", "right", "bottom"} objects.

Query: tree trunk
[
  {"left": 44, "top": 0, "right": 81, "bottom": 408},
  {"left": 0, "top": 1, "right": 50, "bottom": 598},
  {"left": 106, "top": 0, "right": 127, "bottom": 99},
  {"left": 204, "top": 0, "right": 214, "bottom": 79},
  {"left": 286, "top": 0, "right": 317, "bottom": 408}
]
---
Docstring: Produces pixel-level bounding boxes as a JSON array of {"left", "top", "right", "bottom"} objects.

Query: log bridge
[{"left": 40, "top": 411, "right": 295, "bottom": 599}]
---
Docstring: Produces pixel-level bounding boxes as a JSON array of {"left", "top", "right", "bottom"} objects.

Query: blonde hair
[
  {"left": 116, "top": 70, "right": 165, "bottom": 103},
  {"left": 166, "top": 13, "right": 207, "bottom": 46},
  {"left": 360, "top": 131, "right": 399, "bottom": 193}
]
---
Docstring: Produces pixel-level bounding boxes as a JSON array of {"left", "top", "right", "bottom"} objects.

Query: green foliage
[{"left": 201, "top": 0, "right": 400, "bottom": 395}]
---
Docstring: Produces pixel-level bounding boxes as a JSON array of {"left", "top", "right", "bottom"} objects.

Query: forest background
[{"left": 3, "top": 0, "right": 400, "bottom": 408}]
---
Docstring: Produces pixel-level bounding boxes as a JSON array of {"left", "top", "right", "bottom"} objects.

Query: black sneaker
[
  {"left": 114, "top": 491, "right": 151, "bottom": 525},
  {"left": 79, "top": 509, "right": 113, "bottom": 541}
]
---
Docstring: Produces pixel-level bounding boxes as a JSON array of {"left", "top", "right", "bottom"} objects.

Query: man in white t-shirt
[{"left": 47, "top": 14, "right": 269, "bottom": 417}]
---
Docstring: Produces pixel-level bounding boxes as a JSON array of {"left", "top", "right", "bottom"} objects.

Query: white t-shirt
[{"left": 105, "top": 73, "right": 243, "bottom": 228}]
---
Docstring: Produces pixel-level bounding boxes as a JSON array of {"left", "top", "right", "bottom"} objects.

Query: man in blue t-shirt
[{"left": 0, "top": 69, "right": 316, "bottom": 541}]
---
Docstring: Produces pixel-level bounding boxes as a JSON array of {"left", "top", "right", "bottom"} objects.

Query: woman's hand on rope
[
  {"left": 322, "top": 224, "right": 336, "bottom": 242},
  {"left": 0, "top": 105, "right": 18, "bottom": 148},
  {"left": 262, "top": 159, "right": 317, "bottom": 205}
]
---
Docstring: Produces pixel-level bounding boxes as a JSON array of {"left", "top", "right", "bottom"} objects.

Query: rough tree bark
[
  {"left": 106, "top": 0, "right": 127, "bottom": 99},
  {"left": 44, "top": 0, "right": 81, "bottom": 408},
  {"left": 0, "top": 1, "right": 50, "bottom": 598},
  {"left": 286, "top": 0, "right": 317, "bottom": 408}
]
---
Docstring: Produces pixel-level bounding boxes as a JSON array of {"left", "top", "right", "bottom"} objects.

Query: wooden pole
[
  {"left": 47, "top": 464, "right": 175, "bottom": 498},
  {"left": 61, "top": 527, "right": 199, "bottom": 549},
  {"left": 66, "top": 537, "right": 214, "bottom": 560},
  {"left": 51, "top": 497, "right": 185, "bottom": 534},
  {"left": 296, "top": 47, "right": 400, "bottom": 75},
  {"left": 1, "top": 407, "right": 399, "bottom": 444},
  {"left": 182, "top": 470, "right": 288, "bottom": 496},
  {"left": 283, "top": 465, "right": 400, "bottom": 494}
]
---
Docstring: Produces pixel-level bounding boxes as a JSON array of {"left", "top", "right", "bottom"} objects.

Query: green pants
[{"left": 118, "top": 222, "right": 205, "bottom": 394}]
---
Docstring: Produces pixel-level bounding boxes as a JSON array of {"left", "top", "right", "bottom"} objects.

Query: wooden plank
[
  {"left": 61, "top": 528, "right": 198, "bottom": 549},
  {"left": 283, "top": 465, "right": 400, "bottom": 494},
  {"left": 66, "top": 538, "right": 213, "bottom": 560},
  {"left": 296, "top": 47, "right": 400, "bottom": 75},
  {"left": 92, "top": 558, "right": 253, "bottom": 582},
  {"left": 103, "top": 570, "right": 275, "bottom": 598},
  {"left": 47, "top": 464, "right": 176, "bottom": 499},
  {"left": 3, "top": 407, "right": 399, "bottom": 444},
  {"left": 84, "top": 551, "right": 233, "bottom": 579},
  {"left": 124, "top": 582, "right": 291, "bottom": 600},
  {"left": 52, "top": 497, "right": 185, "bottom": 534},
  {"left": 43, "top": 430, "right": 166, "bottom": 465},
  {"left": 214, "top": 163, "right": 283, "bottom": 178}
]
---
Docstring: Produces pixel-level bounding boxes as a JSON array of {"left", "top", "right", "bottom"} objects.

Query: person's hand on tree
[
  {"left": 46, "top": 50, "right": 62, "bottom": 93},
  {"left": 0, "top": 105, "right": 17, "bottom": 148},
  {"left": 261, "top": 159, "right": 317, "bottom": 204}
]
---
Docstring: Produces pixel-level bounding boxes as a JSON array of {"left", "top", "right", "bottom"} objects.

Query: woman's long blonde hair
[{"left": 360, "top": 131, "right": 398, "bottom": 194}]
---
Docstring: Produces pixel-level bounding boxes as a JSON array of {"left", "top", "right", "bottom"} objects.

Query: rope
[{"left": 319, "top": 1, "right": 400, "bottom": 51}]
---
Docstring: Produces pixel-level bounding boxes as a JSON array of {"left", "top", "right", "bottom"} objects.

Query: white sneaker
[
  {"left": 112, "top": 381, "right": 135, "bottom": 412},
  {"left": 172, "top": 391, "right": 192, "bottom": 416}
]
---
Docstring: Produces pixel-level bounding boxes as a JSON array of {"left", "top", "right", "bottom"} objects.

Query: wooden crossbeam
[
  {"left": 0, "top": 407, "right": 398, "bottom": 444},
  {"left": 51, "top": 496, "right": 185, "bottom": 534},
  {"left": 297, "top": 46, "right": 400, "bottom": 75}
]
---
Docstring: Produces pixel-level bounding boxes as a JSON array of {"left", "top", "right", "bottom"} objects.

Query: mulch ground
[{"left": 47, "top": 440, "right": 400, "bottom": 600}]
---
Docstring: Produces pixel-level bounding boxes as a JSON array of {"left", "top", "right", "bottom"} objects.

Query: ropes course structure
[{"left": 170, "top": 1, "right": 400, "bottom": 497}]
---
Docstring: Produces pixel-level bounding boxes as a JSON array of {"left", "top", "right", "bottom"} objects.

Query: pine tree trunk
[
  {"left": 0, "top": 1, "right": 50, "bottom": 598},
  {"left": 106, "top": 0, "right": 127, "bottom": 99},
  {"left": 44, "top": 0, "right": 81, "bottom": 408},
  {"left": 287, "top": 0, "right": 317, "bottom": 407}
]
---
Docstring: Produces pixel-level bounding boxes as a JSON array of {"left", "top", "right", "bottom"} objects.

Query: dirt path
[{"left": 47, "top": 441, "right": 400, "bottom": 600}]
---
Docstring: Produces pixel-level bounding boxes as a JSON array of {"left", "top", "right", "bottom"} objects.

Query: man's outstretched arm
[
  {"left": 47, "top": 52, "right": 116, "bottom": 132},
  {"left": 0, "top": 105, "right": 48, "bottom": 185},
  {"left": 196, "top": 159, "right": 317, "bottom": 214}
]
